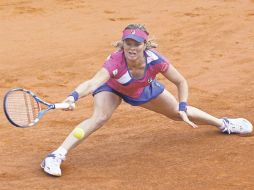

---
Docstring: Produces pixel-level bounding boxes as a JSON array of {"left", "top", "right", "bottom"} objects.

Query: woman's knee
[
  {"left": 92, "top": 112, "right": 112, "bottom": 126},
  {"left": 167, "top": 113, "right": 182, "bottom": 121},
  {"left": 167, "top": 106, "right": 194, "bottom": 121},
  {"left": 164, "top": 109, "right": 182, "bottom": 121}
]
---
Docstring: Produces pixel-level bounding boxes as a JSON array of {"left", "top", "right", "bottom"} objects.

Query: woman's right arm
[
  {"left": 64, "top": 68, "right": 110, "bottom": 109},
  {"left": 74, "top": 68, "right": 110, "bottom": 98}
]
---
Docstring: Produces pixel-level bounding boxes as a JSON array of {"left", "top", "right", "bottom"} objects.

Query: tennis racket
[{"left": 3, "top": 88, "right": 73, "bottom": 128}]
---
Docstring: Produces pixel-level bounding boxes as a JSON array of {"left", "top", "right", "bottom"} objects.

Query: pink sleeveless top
[{"left": 103, "top": 49, "right": 170, "bottom": 98}]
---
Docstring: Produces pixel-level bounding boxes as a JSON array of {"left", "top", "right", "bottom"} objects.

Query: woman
[{"left": 41, "top": 24, "right": 253, "bottom": 177}]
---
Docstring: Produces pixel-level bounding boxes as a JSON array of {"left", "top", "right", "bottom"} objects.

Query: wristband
[
  {"left": 179, "top": 102, "right": 187, "bottom": 112},
  {"left": 70, "top": 91, "right": 79, "bottom": 102}
]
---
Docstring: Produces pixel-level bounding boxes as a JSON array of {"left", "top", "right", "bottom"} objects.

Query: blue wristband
[
  {"left": 70, "top": 91, "right": 79, "bottom": 102},
  {"left": 179, "top": 102, "right": 187, "bottom": 112}
]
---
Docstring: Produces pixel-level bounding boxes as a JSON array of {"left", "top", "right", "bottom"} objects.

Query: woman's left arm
[
  {"left": 162, "top": 64, "right": 188, "bottom": 103},
  {"left": 162, "top": 64, "right": 198, "bottom": 128}
]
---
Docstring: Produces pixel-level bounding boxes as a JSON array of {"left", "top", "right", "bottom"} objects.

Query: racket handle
[{"left": 54, "top": 102, "right": 75, "bottom": 109}]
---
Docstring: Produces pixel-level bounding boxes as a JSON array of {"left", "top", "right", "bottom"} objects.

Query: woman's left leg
[
  {"left": 139, "top": 89, "right": 223, "bottom": 128},
  {"left": 140, "top": 89, "right": 253, "bottom": 134}
]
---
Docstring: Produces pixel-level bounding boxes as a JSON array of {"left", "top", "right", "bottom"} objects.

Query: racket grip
[{"left": 54, "top": 102, "right": 75, "bottom": 109}]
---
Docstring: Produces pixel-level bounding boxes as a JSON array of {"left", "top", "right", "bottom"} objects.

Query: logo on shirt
[
  {"left": 113, "top": 69, "right": 118, "bottom": 76},
  {"left": 148, "top": 77, "right": 153, "bottom": 84}
]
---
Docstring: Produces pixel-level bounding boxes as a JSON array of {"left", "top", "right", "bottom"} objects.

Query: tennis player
[{"left": 41, "top": 24, "right": 253, "bottom": 176}]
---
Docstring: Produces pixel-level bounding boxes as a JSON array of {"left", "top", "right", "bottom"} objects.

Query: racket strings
[{"left": 5, "top": 91, "right": 40, "bottom": 126}]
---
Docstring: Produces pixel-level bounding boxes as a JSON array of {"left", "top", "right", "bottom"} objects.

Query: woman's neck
[{"left": 126, "top": 56, "right": 146, "bottom": 68}]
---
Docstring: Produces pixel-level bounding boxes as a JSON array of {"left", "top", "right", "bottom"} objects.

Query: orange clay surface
[{"left": 0, "top": 1, "right": 254, "bottom": 189}]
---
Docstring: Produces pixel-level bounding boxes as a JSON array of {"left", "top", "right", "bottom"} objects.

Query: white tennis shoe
[
  {"left": 220, "top": 118, "right": 253, "bottom": 134},
  {"left": 41, "top": 153, "right": 65, "bottom": 177}
]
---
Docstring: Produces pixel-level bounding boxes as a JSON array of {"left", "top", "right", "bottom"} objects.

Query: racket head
[{"left": 3, "top": 88, "right": 41, "bottom": 128}]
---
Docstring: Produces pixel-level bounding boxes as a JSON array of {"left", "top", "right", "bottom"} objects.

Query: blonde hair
[{"left": 112, "top": 24, "right": 158, "bottom": 50}]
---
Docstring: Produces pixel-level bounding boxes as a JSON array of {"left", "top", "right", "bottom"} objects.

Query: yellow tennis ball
[{"left": 73, "top": 128, "right": 85, "bottom": 140}]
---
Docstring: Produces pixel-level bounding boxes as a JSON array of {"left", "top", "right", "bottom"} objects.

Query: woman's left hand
[{"left": 179, "top": 111, "right": 198, "bottom": 128}]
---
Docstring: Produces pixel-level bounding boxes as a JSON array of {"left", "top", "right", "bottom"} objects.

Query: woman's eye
[{"left": 126, "top": 43, "right": 141, "bottom": 47}]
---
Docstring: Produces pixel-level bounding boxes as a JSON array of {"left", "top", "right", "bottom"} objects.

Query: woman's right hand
[{"left": 62, "top": 96, "right": 76, "bottom": 111}]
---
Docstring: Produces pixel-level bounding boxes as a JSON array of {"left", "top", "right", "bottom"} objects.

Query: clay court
[{"left": 1, "top": 0, "right": 254, "bottom": 189}]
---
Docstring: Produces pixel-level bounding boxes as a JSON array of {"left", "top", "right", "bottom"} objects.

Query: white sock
[{"left": 52, "top": 146, "right": 67, "bottom": 157}]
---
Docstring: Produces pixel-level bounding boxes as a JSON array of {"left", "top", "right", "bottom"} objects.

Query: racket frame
[{"left": 4, "top": 88, "right": 59, "bottom": 128}]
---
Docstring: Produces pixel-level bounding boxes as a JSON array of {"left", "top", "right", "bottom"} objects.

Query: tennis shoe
[
  {"left": 220, "top": 118, "right": 253, "bottom": 134},
  {"left": 41, "top": 153, "right": 65, "bottom": 177}
]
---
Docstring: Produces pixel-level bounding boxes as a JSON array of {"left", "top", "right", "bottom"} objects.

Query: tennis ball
[{"left": 73, "top": 128, "right": 85, "bottom": 140}]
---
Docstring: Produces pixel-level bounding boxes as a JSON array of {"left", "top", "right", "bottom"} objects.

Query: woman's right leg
[
  {"left": 41, "top": 91, "right": 122, "bottom": 176},
  {"left": 61, "top": 91, "right": 122, "bottom": 151}
]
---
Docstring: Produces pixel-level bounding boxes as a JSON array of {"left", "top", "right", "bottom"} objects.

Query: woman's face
[{"left": 123, "top": 39, "right": 145, "bottom": 62}]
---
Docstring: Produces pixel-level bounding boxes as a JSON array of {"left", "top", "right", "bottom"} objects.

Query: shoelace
[
  {"left": 222, "top": 119, "right": 240, "bottom": 134},
  {"left": 53, "top": 156, "right": 64, "bottom": 165},
  {"left": 222, "top": 125, "right": 232, "bottom": 134},
  {"left": 48, "top": 154, "right": 65, "bottom": 166}
]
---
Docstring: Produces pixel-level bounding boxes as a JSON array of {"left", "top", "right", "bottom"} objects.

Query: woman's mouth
[{"left": 128, "top": 51, "right": 137, "bottom": 57}]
